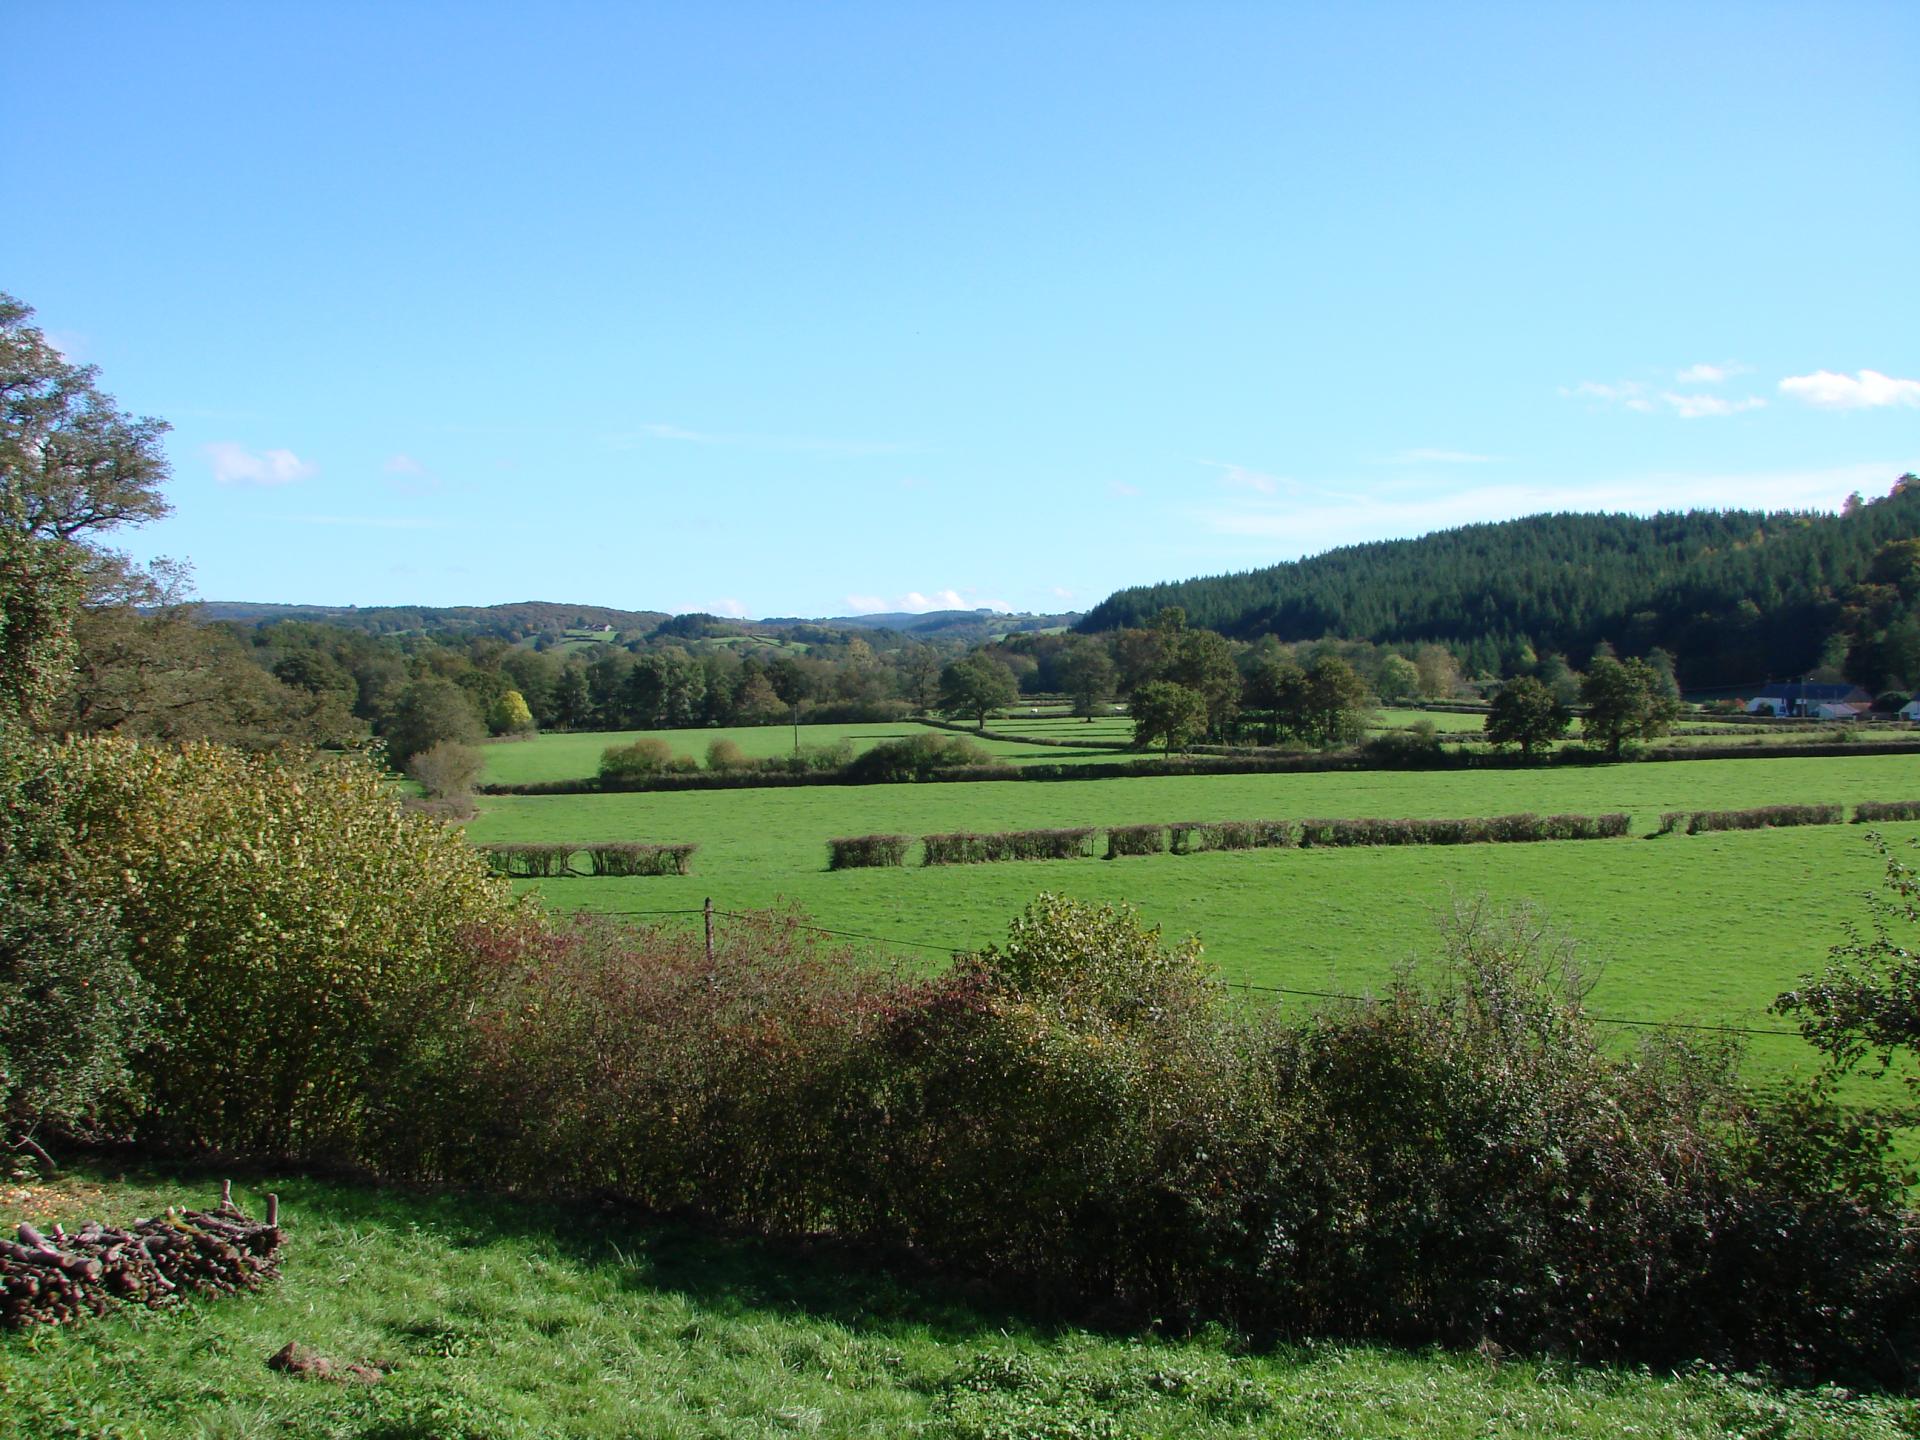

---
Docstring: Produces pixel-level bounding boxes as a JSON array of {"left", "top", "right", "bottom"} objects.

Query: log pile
[{"left": 1, "top": 1181, "right": 282, "bottom": 1328}]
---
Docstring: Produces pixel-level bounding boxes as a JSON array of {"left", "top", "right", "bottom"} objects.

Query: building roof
[{"left": 1752, "top": 682, "right": 1872, "bottom": 702}]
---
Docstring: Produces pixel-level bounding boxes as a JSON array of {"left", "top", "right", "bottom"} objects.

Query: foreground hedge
[{"left": 395, "top": 896, "right": 1920, "bottom": 1387}]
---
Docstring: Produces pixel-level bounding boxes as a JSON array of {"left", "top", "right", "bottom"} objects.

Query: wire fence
[{"left": 581, "top": 902, "right": 1811, "bottom": 1042}]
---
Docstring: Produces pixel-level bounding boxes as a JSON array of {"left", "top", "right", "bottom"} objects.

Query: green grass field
[
  {"left": 2, "top": 1166, "right": 1907, "bottom": 1439},
  {"left": 467, "top": 752, "right": 1920, "bottom": 1084},
  {"left": 480, "top": 722, "right": 1132, "bottom": 786}
]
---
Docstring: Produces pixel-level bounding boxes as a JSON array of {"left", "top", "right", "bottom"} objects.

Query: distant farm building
[{"left": 1744, "top": 682, "right": 1874, "bottom": 717}]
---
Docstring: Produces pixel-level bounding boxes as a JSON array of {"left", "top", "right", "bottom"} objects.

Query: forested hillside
[{"left": 1081, "top": 482, "right": 1920, "bottom": 689}]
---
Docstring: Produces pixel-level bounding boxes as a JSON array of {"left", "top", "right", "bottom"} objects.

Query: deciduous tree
[
  {"left": 1485, "top": 676, "right": 1570, "bottom": 759},
  {"left": 1580, "top": 655, "right": 1679, "bottom": 757},
  {"left": 939, "top": 652, "right": 1017, "bottom": 731},
  {"left": 1057, "top": 637, "right": 1117, "bottom": 720},
  {"left": 1129, "top": 679, "right": 1207, "bottom": 756}
]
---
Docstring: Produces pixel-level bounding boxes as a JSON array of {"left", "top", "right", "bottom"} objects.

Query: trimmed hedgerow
[
  {"left": 1853, "top": 800, "right": 1920, "bottom": 823},
  {"left": 921, "top": 828, "right": 1097, "bottom": 865},
  {"left": 1656, "top": 811, "right": 1687, "bottom": 836},
  {"left": 1685, "top": 804, "right": 1843, "bottom": 835},
  {"left": 1105, "top": 823, "right": 1168, "bottom": 859},
  {"left": 1295, "top": 813, "right": 1629, "bottom": 848},
  {"left": 483, "top": 843, "right": 576, "bottom": 878},
  {"left": 827, "top": 833, "right": 911, "bottom": 870},
  {"left": 582, "top": 842, "right": 698, "bottom": 877},
  {"left": 1168, "top": 819, "right": 1296, "bottom": 854}
]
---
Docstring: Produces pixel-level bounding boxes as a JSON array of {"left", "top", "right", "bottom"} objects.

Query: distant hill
[
  {"left": 1079, "top": 485, "right": 1920, "bottom": 689},
  {"left": 198, "top": 600, "right": 670, "bottom": 639},
  {"left": 767, "top": 609, "right": 1079, "bottom": 641},
  {"left": 199, "top": 599, "right": 1079, "bottom": 650}
]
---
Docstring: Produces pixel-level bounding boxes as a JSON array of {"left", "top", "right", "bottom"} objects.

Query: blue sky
[{"left": 7, "top": 2, "right": 1916, "bottom": 618}]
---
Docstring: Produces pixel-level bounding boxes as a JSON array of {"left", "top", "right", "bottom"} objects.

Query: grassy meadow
[
  {"left": 2, "top": 1166, "right": 1909, "bottom": 1440},
  {"left": 480, "top": 721, "right": 1131, "bottom": 787},
  {"left": 467, "top": 746, "right": 1920, "bottom": 1084}
]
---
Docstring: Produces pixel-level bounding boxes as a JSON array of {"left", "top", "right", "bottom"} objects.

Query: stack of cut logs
[{"left": 1, "top": 1181, "right": 282, "bottom": 1328}]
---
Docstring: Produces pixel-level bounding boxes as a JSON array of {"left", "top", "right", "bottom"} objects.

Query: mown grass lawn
[
  {"left": 466, "top": 753, "right": 1920, "bottom": 1084},
  {"left": 2, "top": 1166, "right": 1909, "bottom": 1440}
]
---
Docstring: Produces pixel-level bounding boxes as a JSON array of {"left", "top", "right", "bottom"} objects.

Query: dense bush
[
  {"left": 1686, "top": 803, "right": 1844, "bottom": 834},
  {"left": 1854, "top": 800, "right": 1920, "bottom": 823},
  {"left": 599, "top": 738, "right": 695, "bottom": 780},
  {"left": 704, "top": 737, "right": 753, "bottom": 772},
  {"left": 405, "top": 739, "right": 483, "bottom": 799},
  {"left": 11, "top": 737, "right": 516, "bottom": 1159},
  {"left": 762, "top": 740, "right": 855, "bottom": 775},
  {"left": 826, "top": 833, "right": 911, "bottom": 869},
  {"left": 843, "top": 732, "right": 995, "bottom": 783},
  {"left": 412, "top": 909, "right": 891, "bottom": 1227},
  {"left": 922, "top": 828, "right": 1096, "bottom": 864}
]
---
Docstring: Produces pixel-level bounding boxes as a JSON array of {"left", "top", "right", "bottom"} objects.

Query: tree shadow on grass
[{"left": 42, "top": 1154, "right": 1058, "bottom": 1348}]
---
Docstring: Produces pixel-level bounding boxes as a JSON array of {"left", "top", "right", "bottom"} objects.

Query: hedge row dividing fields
[
  {"left": 828, "top": 799, "right": 1920, "bottom": 869},
  {"left": 483, "top": 842, "right": 697, "bottom": 877},
  {"left": 829, "top": 811, "right": 1632, "bottom": 869}
]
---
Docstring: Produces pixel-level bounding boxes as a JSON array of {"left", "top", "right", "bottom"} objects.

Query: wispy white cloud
[
  {"left": 1561, "top": 378, "right": 1764, "bottom": 419},
  {"left": 206, "top": 442, "right": 317, "bottom": 486},
  {"left": 383, "top": 453, "right": 428, "bottom": 475},
  {"left": 1675, "top": 361, "right": 1747, "bottom": 385},
  {"left": 1193, "top": 461, "right": 1901, "bottom": 559},
  {"left": 847, "top": 588, "right": 1010, "bottom": 615},
  {"left": 616, "top": 422, "right": 904, "bottom": 457},
  {"left": 1050, "top": 585, "right": 1075, "bottom": 600},
  {"left": 1779, "top": 369, "right": 1920, "bottom": 410},
  {"left": 1203, "top": 460, "right": 1283, "bottom": 494},
  {"left": 1110, "top": 481, "right": 1142, "bottom": 498},
  {"left": 1663, "top": 392, "right": 1766, "bottom": 419},
  {"left": 903, "top": 589, "right": 972, "bottom": 611}
]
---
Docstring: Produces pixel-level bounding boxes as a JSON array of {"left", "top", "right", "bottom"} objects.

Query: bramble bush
[{"left": 348, "top": 890, "right": 1918, "bottom": 1384}]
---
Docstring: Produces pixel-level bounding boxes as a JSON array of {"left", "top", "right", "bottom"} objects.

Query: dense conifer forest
[{"left": 1081, "top": 483, "right": 1920, "bottom": 689}]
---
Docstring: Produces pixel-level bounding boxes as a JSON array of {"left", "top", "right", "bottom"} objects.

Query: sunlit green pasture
[
  {"left": 467, "top": 754, "right": 1920, "bottom": 1084},
  {"left": 480, "top": 721, "right": 1132, "bottom": 786},
  {"left": 7, "top": 1168, "right": 1902, "bottom": 1440}
]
